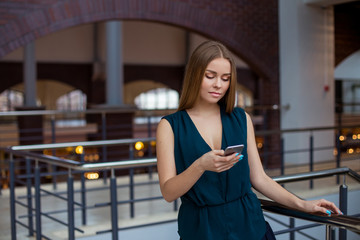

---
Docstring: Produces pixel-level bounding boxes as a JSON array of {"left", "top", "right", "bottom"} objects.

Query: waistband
[{"left": 181, "top": 191, "right": 251, "bottom": 208}]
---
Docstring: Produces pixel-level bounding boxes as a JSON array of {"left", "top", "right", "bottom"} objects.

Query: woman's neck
[{"left": 187, "top": 102, "right": 220, "bottom": 117}]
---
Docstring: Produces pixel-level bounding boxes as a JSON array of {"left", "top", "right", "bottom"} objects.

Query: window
[
  {"left": 236, "top": 85, "right": 253, "bottom": 108},
  {"left": 56, "top": 90, "right": 87, "bottom": 111},
  {"left": 0, "top": 90, "right": 24, "bottom": 111},
  {"left": 134, "top": 88, "right": 179, "bottom": 110}
]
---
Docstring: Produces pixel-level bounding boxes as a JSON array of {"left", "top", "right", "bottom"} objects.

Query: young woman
[{"left": 156, "top": 40, "right": 341, "bottom": 240}]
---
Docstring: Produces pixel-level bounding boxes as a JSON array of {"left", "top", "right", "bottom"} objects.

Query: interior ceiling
[{"left": 0, "top": 1, "right": 359, "bottom": 63}]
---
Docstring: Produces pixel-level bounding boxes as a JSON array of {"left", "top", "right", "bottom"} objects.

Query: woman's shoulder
[
  {"left": 230, "top": 107, "right": 246, "bottom": 117},
  {"left": 161, "top": 110, "right": 184, "bottom": 124},
  {"left": 227, "top": 107, "right": 250, "bottom": 125}
]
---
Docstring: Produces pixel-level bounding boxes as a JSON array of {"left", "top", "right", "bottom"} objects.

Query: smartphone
[{"left": 224, "top": 144, "right": 244, "bottom": 156}]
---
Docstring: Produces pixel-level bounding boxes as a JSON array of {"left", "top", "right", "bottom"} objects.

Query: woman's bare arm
[{"left": 246, "top": 113, "right": 341, "bottom": 215}]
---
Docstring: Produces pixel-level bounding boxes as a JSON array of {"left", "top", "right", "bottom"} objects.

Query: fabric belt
[{"left": 181, "top": 191, "right": 250, "bottom": 208}]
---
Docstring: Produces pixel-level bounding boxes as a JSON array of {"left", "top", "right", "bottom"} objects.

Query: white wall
[
  {"left": 279, "top": 0, "right": 335, "bottom": 165},
  {"left": 335, "top": 50, "right": 360, "bottom": 80}
]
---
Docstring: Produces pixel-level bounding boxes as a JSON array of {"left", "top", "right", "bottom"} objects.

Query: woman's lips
[{"left": 209, "top": 92, "right": 221, "bottom": 97}]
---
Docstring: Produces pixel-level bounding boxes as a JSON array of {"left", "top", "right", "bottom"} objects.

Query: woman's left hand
[{"left": 302, "top": 199, "right": 342, "bottom": 216}]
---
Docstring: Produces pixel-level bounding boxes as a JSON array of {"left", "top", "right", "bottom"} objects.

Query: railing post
[
  {"left": 9, "top": 153, "right": 16, "bottom": 240},
  {"left": 129, "top": 143, "right": 134, "bottom": 160},
  {"left": 102, "top": 112, "right": 108, "bottom": 184},
  {"left": 147, "top": 115, "right": 152, "bottom": 139},
  {"left": 110, "top": 169, "right": 119, "bottom": 240},
  {"left": 26, "top": 157, "right": 34, "bottom": 236},
  {"left": 129, "top": 144, "right": 135, "bottom": 218},
  {"left": 67, "top": 169, "right": 75, "bottom": 240},
  {"left": 51, "top": 115, "right": 57, "bottom": 190},
  {"left": 280, "top": 138, "right": 285, "bottom": 188},
  {"left": 174, "top": 199, "right": 178, "bottom": 212},
  {"left": 289, "top": 218, "right": 295, "bottom": 240},
  {"left": 147, "top": 120, "right": 153, "bottom": 179},
  {"left": 336, "top": 133, "right": 341, "bottom": 185},
  {"left": 280, "top": 138, "right": 285, "bottom": 176},
  {"left": 34, "top": 160, "right": 42, "bottom": 240},
  {"left": 326, "top": 225, "right": 335, "bottom": 240},
  {"left": 339, "top": 175, "right": 348, "bottom": 240},
  {"left": 309, "top": 133, "right": 314, "bottom": 189},
  {"left": 80, "top": 153, "right": 87, "bottom": 225},
  {"left": 129, "top": 168, "right": 135, "bottom": 218}
]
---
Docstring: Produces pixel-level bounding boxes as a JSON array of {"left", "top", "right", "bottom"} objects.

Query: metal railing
[
  {"left": 263, "top": 167, "right": 360, "bottom": 240},
  {"left": 2, "top": 139, "right": 360, "bottom": 240},
  {"left": 3, "top": 138, "right": 159, "bottom": 240},
  {"left": 1, "top": 107, "right": 360, "bottom": 192}
]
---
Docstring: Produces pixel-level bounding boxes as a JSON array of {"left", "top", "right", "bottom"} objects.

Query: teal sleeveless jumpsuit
[{"left": 162, "top": 107, "right": 267, "bottom": 240}]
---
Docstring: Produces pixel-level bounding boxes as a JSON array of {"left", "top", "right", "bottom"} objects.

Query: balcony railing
[{"left": 2, "top": 139, "right": 360, "bottom": 240}]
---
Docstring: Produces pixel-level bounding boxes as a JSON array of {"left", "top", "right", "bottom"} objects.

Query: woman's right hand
[{"left": 198, "top": 150, "right": 243, "bottom": 172}]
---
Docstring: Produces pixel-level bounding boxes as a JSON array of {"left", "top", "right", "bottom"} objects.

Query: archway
[{"left": 0, "top": 0, "right": 278, "bottom": 83}]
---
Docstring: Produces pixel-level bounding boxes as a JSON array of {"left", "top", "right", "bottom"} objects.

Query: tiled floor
[{"left": 0, "top": 158, "right": 359, "bottom": 240}]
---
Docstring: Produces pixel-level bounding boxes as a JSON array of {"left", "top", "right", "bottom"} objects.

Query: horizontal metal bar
[
  {"left": 0, "top": 107, "right": 137, "bottom": 117},
  {"left": 41, "top": 212, "right": 84, "bottom": 233},
  {"left": 79, "top": 158, "right": 157, "bottom": 171},
  {"left": 15, "top": 220, "right": 52, "bottom": 240},
  {"left": 96, "top": 219, "right": 178, "bottom": 235},
  {"left": 272, "top": 167, "right": 359, "bottom": 184},
  {"left": 274, "top": 222, "right": 321, "bottom": 236},
  {"left": 260, "top": 199, "right": 360, "bottom": 234},
  {"left": 10, "top": 137, "right": 156, "bottom": 151},
  {"left": 4, "top": 146, "right": 360, "bottom": 184}
]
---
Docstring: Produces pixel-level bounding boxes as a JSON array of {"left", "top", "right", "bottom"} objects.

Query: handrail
[
  {"left": 272, "top": 167, "right": 360, "bottom": 184},
  {"left": 4, "top": 144, "right": 360, "bottom": 180},
  {"left": 260, "top": 199, "right": 360, "bottom": 234},
  {"left": 10, "top": 137, "right": 156, "bottom": 151},
  {"left": 4, "top": 145, "right": 360, "bottom": 239},
  {"left": 255, "top": 124, "right": 360, "bottom": 136},
  {"left": 3, "top": 146, "right": 157, "bottom": 170},
  {"left": 0, "top": 107, "right": 138, "bottom": 116},
  {"left": 4, "top": 146, "right": 360, "bottom": 181}
]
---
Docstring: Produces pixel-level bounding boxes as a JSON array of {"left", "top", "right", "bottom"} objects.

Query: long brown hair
[{"left": 177, "top": 40, "right": 237, "bottom": 113}]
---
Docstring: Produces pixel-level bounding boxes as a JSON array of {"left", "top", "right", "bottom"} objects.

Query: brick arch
[
  {"left": 0, "top": 0, "right": 278, "bottom": 82},
  {"left": 0, "top": 0, "right": 280, "bottom": 166}
]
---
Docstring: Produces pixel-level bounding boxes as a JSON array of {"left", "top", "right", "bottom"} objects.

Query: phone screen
[{"left": 224, "top": 144, "right": 244, "bottom": 156}]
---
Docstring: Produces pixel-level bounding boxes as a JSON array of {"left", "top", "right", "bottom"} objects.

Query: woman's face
[{"left": 198, "top": 57, "right": 231, "bottom": 105}]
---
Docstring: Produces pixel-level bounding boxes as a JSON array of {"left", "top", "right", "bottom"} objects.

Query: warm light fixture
[
  {"left": 135, "top": 141, "right": 145, "bottom": 151},
  {"left": 75, "top": 145, "right": 84, "bottom": 154}
]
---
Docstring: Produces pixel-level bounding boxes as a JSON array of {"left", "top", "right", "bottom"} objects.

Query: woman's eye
[
  {"left": 222, "top": 76, "right": 230, "bottom": 81},
  {"left": 205, "top": 74, "right": 215, "bottom": 79}
]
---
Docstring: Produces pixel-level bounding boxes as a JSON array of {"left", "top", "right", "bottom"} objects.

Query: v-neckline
[{"left": 184, "top": 109, "right": 225, "bottom": 151}]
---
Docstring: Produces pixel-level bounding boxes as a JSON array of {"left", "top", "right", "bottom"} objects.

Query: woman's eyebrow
[
  {"left": 205, "top": 69, "right": 231, "bottom": 75},
  {"left": 205, "top": 69, "right": 216, "bottom": 74}
]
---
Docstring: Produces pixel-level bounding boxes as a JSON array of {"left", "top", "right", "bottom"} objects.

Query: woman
[{"left": 156, "top": 40, "right": 341, "bottom": 240}]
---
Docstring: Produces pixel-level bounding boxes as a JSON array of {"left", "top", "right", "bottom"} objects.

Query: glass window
[
  {"left": 0, "top": 89, "right": 24, "bottom": 111},
  {"left": 134, "top": 88, "right": 179, "bottom": 110},
  {"left": 56, "top": 90, "right": 87, "bottom": 111}
]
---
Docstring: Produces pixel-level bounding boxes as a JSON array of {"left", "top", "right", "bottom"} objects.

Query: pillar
[{"left": 279, "top": 0, "right": 335, "bottom": 165}]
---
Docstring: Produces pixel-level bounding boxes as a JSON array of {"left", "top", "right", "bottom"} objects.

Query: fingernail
[
  {"left": 235, "top": 153, "right": 240, "bottom": 157},
  {"left": 239, "top": 155, "right": 244, "bottom": 161},
  {"left": 326, "top": 210, "right": 331, "bottom": 216},
  {"left": 340, "top": 211, "right": 344, "bottom": 215}
]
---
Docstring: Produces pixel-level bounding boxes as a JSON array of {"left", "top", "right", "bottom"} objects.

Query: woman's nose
[{"left": 213, "top": 78, "right": 222, "bottom": 88}]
